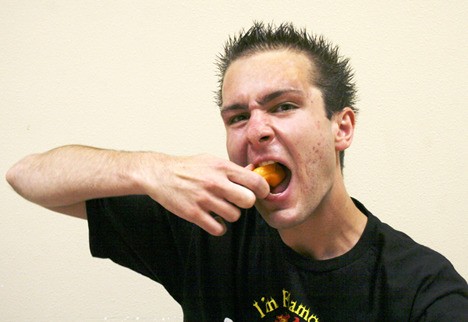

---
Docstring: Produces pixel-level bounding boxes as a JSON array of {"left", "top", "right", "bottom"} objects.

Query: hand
[{"left": 139, "top": 153, "right": 270, "bottom": 236}]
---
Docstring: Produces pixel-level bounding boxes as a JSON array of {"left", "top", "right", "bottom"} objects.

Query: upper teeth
[{"left": 259, "top": 161, "right": 275, "bottom": 166}]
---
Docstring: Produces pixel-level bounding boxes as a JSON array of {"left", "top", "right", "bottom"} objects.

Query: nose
[{"left": 246, "top": 111, "right": 274, "bottom": 146}]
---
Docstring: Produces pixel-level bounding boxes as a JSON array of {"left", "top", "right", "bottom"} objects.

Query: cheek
[
  {"left": 226, "top": 132, "right": 245, "bottom": 164},
  {"left": 297, "top": 131, "right": 335, "bottom": 176},
  {"left": 313, "top": 135, "right": 336, "bottom": 174}
]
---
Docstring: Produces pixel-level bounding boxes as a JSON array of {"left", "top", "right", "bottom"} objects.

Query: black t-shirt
[{"left": 86, "top": 196, "right": 468, "bottom": 321}]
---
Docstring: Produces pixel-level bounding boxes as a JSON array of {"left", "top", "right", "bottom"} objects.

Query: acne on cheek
[
  {"left": 312, "top": 137, "right": 323, "bottom": 152},
  {"left": 309, "top": 138, "right": 331, "bottom": 166}
]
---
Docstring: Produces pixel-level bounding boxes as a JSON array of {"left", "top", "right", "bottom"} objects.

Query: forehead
[{"left": 221, "top": 49, "right": 315, "bottom": 105}]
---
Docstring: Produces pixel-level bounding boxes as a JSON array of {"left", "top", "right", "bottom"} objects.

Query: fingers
[
  {"left": 229, "top": 164, "right": 270, "bottom": 200},
  {"left": 213, "top": 216, "right": 227, "bottom": 235},
  {"left": 149, "top": 155, "right": 270, "bottom": 237},
  {"left": 160, "top": 186, "right": 243, "bottom": 236},
  {"left": 209, "top": 196, "right": 243, "bottom": 223},
  {"left": 193, "top": 163, "right": 268, "bottom": 228},
  {"left": 244, "top": 163, "right": 256, "bottom": 171},
  {"left": 185, "top": 200, "right": 240, "bottom": 236},
  {"left": 195, "top": 212, "right": 228, "bottom": 236},
  {"left": 172, "top": 182, "right": 250, "bottom": 236},
  {"left": 222, "top": 183, "right": 256, "bottom": 209}
]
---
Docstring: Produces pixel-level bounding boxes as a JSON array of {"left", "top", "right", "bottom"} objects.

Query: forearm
[
  {"left": 7, "top": 145, "right": 269, "bottom": 235},
  {"left": 6, "top": 145, "right": 151, "bottom": 209}
]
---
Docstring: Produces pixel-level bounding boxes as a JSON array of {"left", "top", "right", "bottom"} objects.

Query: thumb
[{"left": 244, "top": 163, "right": 255, "bottom": 171}]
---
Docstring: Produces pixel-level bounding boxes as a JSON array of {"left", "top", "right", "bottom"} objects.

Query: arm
[
  {"left": 6, "top": 145, "right": 269, "bottom": 235},
  {"left": 6, "top": 145, "right": 140, "bottom": 218}
]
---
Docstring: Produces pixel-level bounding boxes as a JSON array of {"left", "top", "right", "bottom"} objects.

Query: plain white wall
[{"left": 2, "top": 1, "right": 467, "bottom": 320}]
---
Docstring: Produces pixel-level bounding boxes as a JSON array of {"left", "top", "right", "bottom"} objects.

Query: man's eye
[
  {"left": 229, "top": 114, "right": 249, "bottom": 124},
  {"left": 274, "top": 103, "right": 297, "bottom": 112}
]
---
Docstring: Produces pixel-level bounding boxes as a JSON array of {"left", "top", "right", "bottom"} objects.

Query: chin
[{"left": 258, "top": 208, "right": 306, "bottom": 230}]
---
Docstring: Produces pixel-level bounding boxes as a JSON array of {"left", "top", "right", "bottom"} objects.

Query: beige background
[{"left": 2, "top": 1, "right": 467, "bottom": 320}]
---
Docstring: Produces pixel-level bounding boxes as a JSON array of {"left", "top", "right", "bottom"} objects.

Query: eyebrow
[{"left": 221, "top": 89, "right": 303, "bottom": 114}]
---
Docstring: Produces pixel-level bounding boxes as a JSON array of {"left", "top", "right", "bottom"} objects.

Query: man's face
[{"left": 221, "top": 49, "right": 341, "bottom": 230}]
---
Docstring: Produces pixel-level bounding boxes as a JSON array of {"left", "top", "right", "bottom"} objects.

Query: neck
[{"left": 278, "top": 184, "right": 367, "bottom": 260}]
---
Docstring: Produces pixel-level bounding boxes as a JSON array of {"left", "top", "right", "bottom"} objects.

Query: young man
[{"left": 6, "top": 22, "right": 468, "bottom": 321}]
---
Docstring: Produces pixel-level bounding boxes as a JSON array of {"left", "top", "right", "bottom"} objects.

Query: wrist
[{"left": 124, "top": 151, "right": 170, "bottom": 197}]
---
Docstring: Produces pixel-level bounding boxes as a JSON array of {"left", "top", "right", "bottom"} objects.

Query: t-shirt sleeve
[
  {"left": 414, "top": 255, "right": 468, "bottom": 321},
  {"left": 86, "top": 195, "right": 192, "bottom": 302},
  {"left": 378, "top": 218, "right": 468, "bottom": 320}
]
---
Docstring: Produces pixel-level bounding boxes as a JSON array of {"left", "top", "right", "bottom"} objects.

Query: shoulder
[
  {"left": 356, "top": 200, "right": 468, "bottom": 319},
  {"left": 372, "top": 213, "right": 451, "bottom": 271},
  {"left": 353, "top": 198, "right": 450, "bottom": 270}
]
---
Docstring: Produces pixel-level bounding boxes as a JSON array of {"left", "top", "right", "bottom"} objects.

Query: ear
[{"left": 333, "top": 107, "right": 356, "bottom": 152}]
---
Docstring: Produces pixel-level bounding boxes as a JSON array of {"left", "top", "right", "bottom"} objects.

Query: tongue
[{"left": 271, "top": 165, "right": 290, "bottom": 194}]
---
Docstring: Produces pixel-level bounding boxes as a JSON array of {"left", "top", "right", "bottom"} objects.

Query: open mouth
[
  {"left": 253, "top": 161, "right": 292, "bottom": 195},
  {"left": 270, "top": 163, "right": 291, "bottom": 194}
]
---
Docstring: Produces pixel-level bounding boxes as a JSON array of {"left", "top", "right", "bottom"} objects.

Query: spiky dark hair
[
  {"left": 215, "top": 22, "right": 358, "bottom": 169},
  {"left": 216, "top": 21, "right": 357, "bottom": 116}
]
